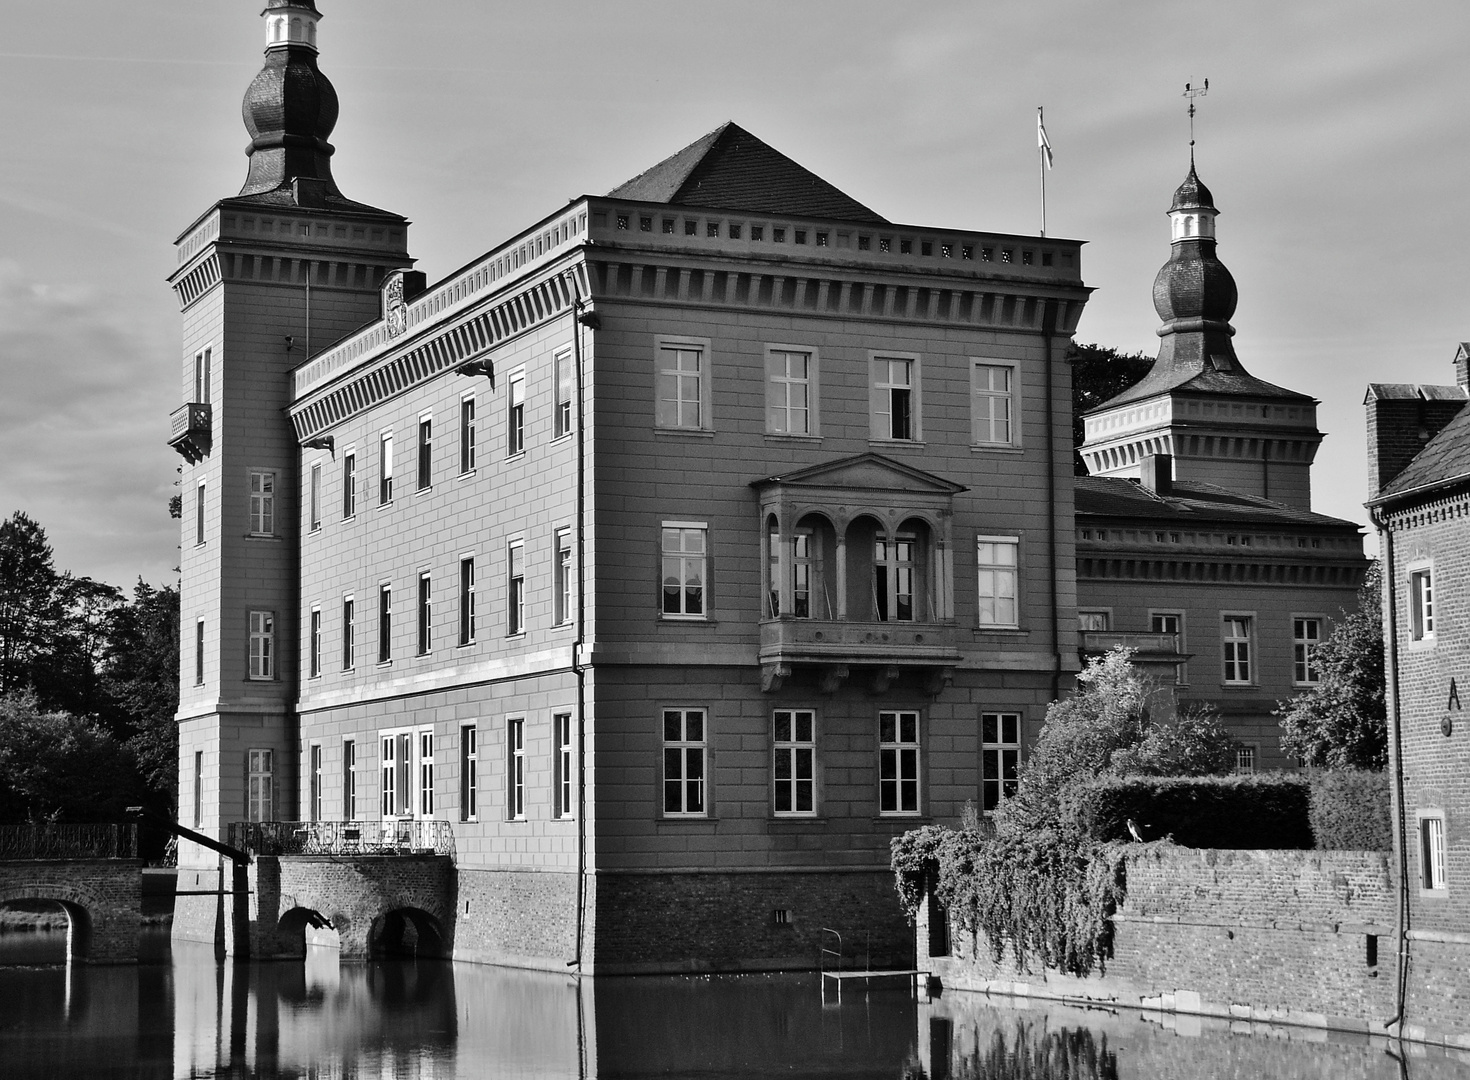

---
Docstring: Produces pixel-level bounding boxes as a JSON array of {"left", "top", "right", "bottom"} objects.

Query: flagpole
[{"left": 1038, "top": 106, "right": 1047, "bottom": 237}]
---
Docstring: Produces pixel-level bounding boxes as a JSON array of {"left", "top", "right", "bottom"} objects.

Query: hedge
[
  {"left": 1067, "top": 773, "right": 1313, "bottom": 849},
  {"left": 1308, "top": 769, "right": 1391, "bottom": 850}
]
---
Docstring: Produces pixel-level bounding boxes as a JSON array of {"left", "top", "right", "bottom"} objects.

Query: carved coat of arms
[{"left": 385, "top": 274, "right": 407, "bottom": 338}]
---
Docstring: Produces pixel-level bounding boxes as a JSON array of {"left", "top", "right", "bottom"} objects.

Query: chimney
[
  {"left": 1456, "top": 343, "right": 1470, "bottom": 391},
  {"left": 1140, "top": 453, "right": 1173, "bottom": 496},
  {"left": 1365, "top": 383, "right": 1468, "bottom": 495}
]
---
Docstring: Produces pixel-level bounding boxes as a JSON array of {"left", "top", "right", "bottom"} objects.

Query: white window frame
[
  {"left": 765, "top": 345, "right": 818, "bottom": 436},
  {"left": 195, "top": 482, "right": 207, "bottom": 546},
  {"left": 459, "top": 393, "right": 477, "bottom": 474},
  {"left": 773, "top": 709, "right": 817, "bottom": 816},
  {"left": 194, "top": 618, "right": 205, "bottom": 686},
  {"left": 507, "top": 538, "right": 525, "bottom": 635},
  {"left": 417, "top": 571, "right": 432, "bottom": 656},
  {"left": 507, "top": 370, "right": 526, "bottom": 457},
  {"left": 459, "top": 555, "right": 476, "bottom": 646},
  {"left": 878, "top": 710, "right": 921, "bottom": 816},
  {"left": 343, "top": 738, "right": 357, "bottom": 819},
  {"left": 193, "top": 346, "right": 212, "bottom": 404},
  {"left": 507, "top": 717, "right": 526, "bottom": 821},
  {"left": 419, "top": 729, "right": 435, "bottom": 818},
  {"left": 1418, "top": 811, "right": 1448, "bottom": 894},
  {"left": 379, "top": 431, "right": 394, "bottom": 506},
  {"left": 1222, "top": 612, "right": 1255, "bottom": 685},
  {"left": 661, "top": 522, "right": 708, "bottom": 619},
  {"left": 874, "top": 533, "right": 917, "bottom": 623},
  {"left": 248, "top": 470, "right": 276, "bottom": 536},
  {"left": 662, "top": 708, "right": 708, "bottom": 817},
  {"left": 309, "top": 462, "right": 321, "bottom": 532},
  {"left": 1149, "top": 609, "right": 1187, "bottom": 684},
  {"left": 308, "top": 606, "right": 321, "bottom": 679},
  {"left": 342, "top": 448, "right": 357, "bottom": 519},
  {"left": 981, "top": 712, "right": 1021, "bottom": 814},
  {"left": 976, "top": 535, "right": 1019, "bottom": 628},
  {"left": 1409, "top": 564, "right": 1435, "bottom": 644},
  {"left": 1292, "top": 614, "right": 1324, "bottom": 686},
  {"left": 248, "top": 610, "right": 274, "bottom": 680},
  {"left": 553, "top": 347, "right": 574, "bottom": 439},
  {"left": 377, "top": 583, "right": 392, "bottom": 664},
  {"left": 417, "top": 413, "right": 433, "bottom": 491},
  {"left": 870, "top": 352, "right": 920, "bottom": 442},
  {"left": 554, "top": 712, "right": 574, "bottom": 820},
  {"left": 554, "top": 527, "right": 573, "bottom": 627},
  {"left": 380, "top": 729, "right": 415, "bottom": 819},
  {"left": 1234, "top": 745, "right": 1257, "bottom": 775},
  {"left": 342, "top": 594, "right": 355, "bottom": 671},
  {"left": 460, "top": 725, "right": 478, "bottom": 822},
  {"left": 308, "top": 743, "right": 323, "bottom": 822},
  {"left": 970, "top": 359, "right": 1019, "bottom": 447},
  {"left": 1078, "top": 609, "right": 1111, "bottom": 632},
  {"left": 246, "top": 748, "right": 274, "bottom": 822},
  {"left": 654, "top": 336, "right": 711, "bottom": 432}
]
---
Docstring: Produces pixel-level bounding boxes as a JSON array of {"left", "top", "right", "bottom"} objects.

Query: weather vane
[{"left": 1183, "top": 79, "right": 1209, "bottom": 161}]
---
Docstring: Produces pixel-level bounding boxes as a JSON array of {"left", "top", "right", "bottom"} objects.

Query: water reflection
[{"left": 2, "top": 932, "right": 1469, "bottom": 1079}]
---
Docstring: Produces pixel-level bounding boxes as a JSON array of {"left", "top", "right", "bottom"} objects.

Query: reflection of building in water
[{"left": 170, "top": 1, "right": 1092, "bottom": 970}]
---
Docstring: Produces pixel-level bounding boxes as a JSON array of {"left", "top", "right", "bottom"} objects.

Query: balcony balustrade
[
  {"left": 227, "top": 820, "right": 455, "bottom": 859},
  {"left": 168, "top": 402, "right": 212, "bottom": 463}
]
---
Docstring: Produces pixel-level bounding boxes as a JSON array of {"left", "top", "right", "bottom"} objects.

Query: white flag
[{"left": 1037, "top": 112, "right": 1054, "bottom": 169}]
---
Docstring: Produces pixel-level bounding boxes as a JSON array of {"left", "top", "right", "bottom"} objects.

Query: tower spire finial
[{"left": 1183, "top": 78, "right": 1209, "bottom": 164}]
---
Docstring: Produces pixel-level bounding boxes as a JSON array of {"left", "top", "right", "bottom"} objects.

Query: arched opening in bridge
[
  {"left": 277, "top": 906, "right": 340, "bottom": 959},
  {"left": 0, "top": 899, "right": 91, "bottom": 963},
  {"left": 369, "top": 907, "right": 447, "bottom": 959}
]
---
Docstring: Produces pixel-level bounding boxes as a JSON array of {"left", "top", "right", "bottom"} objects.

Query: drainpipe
[
  {"left": 1043, "top": 301, "right": 1063, "bottom": 702},
  {"left": 1373, "top": 511, "right": 1411, "bottom": 1038},
  {"left": 569, "top": 276, "right": 592, "bottom": 972}
]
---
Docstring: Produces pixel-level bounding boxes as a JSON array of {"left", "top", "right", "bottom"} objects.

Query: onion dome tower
[
  {"left": 1078, "top": 162, "right": 1323, "bottom": 510},
  {"left": 166, "top": 1, "right": 412, "bottom": 953}
]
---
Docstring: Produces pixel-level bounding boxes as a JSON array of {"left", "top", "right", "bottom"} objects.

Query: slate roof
[
  {"left": 1095, "top": 364, "right": 1314, "bottom": 412},
  {"left": 1076, "top": 476, "right": 1361, "bottom": 530},
  {"left": 607, "top": 122, "right": 888, "bottom": 224},
  {"left": 1375, "top": 396, "right": 1470, "bottom": 501}
]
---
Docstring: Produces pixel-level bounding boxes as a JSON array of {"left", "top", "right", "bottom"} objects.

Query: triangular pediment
[{"left": 751, "top": 453, "right": 967, "bottom": 496}]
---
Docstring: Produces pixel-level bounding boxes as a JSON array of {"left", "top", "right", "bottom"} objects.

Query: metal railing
[
  {"left": 0, "top": 823, "right": 138, "bottom": 860},
  {"left": 227, "top": 820, "right": 455, "bottom": 859}
]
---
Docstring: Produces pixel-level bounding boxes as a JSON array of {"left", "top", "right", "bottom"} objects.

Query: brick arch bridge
[{"left": 0, "top": 861, "right": 141, "bottom": 962}]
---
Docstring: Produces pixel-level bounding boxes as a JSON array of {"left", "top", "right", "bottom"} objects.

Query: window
[
  {"left": 309, "top": 607, "right": 321, "bottom": 678},
  {"left": 875, "top": 535, "right": 916, "bottom": 622},
  {"left": 195, "top": 483, "right": 206, "bottom": 546},
  {"left": 249, "top": 470, "right": 276, "bottom": 535},
  {"left": 309, "top": 744, "right": 322, "bottom": 821},
  {"left": 871, "top": 355, "right": 917, "bottom": 441},
  {"left": 981, "top": 713, "right": 1020, "bottom": 813},
  {"left": 554, "top": 712, "right": 574, "bottom": 819},
  {"left": 419, "top": 730, "right": 435, "bottom": 818},
  {"left": 976, "top": 537, "right": 1019, "bottom": 627},
  {"left": 656, "top": 341, "right": 707, "bottom": 430},
  {"left": 879, "top": 711, "right": 921, "bottom": 815},
  {"left": 378, "top": 585, "right": 392, "bottom": 663},
  {"left": 342, "top": 451, "right": 356, "bottom": 518},
  {"left": 1411, "top": 568, "right": 1435, "bottom": 642},
  {"left": 1234, "top": 746, "right": 1257, "bottom": 775},
  {"left": 767, "top": 348, "right": 813, "bottom": 435},
  {"left": 343, "top": 739, "right": 356, "bottom": 819},
  {"left": 507, "top": 540, "right": 525, "bottom": 635},
  {"left": 1293, "top": 617, "right": 1322, "bottom": 685},
  {"left": 342, "top": 596, "right": 355, "bottom": 670},
  {"left": 381, "top": 733, "right": 413, "bottom": 817},
  {"left": 248, "top": 611, "right": 274, "bottom": 680},
  {"left": 459, "top": 557, "right": 476, "bottom": 645},
  {"left": 247, "top": 749, "right": 273, "bottom": 822},
  {"left": 1151, "top": 611, "right": 1184, "bottom": 683},
  {"left": 971, "top": 361, "right": 1016, "bottom": 445},
  {"left": 1078, "top": 610, "right": 1110, "bottom": 631},
  {"left": 417, "top": 572, "right": 431, "bottom": 655},
  {"left": 1222, "top": 615, "right": 1253, "bottom": 684},
  {"left": 661, "top": 524, "right": 707, "bottom": 617},
  {"left": 417, "top": 417, "right": 432, "bottom": 490},
  {"left": 554, "top": 528, "right": 573, "bottom": 626},
  {"left": 194, "top": 618, "right": 205, "bottom": 686},
  {"left": 1420, "top": 814, "right": 1448, "bottom": 892},
  {"left": 460, "top": 395, "right": 477, "bottom": 473},
  {"left": 507, "top": 718, "right": 525, "bottom": 820},
  {"left": 663, "top": 709, "right": 706, "bottom": 815},
  {"left": 773, "top": 710, "right": 816, "bottom": 816},
  {"left": 193, "top": 347, "right": 212, "bottom": 404},
  {"left": 379, "top": 433, "right": 393, "bottom": 505},
  {"left": 770, "top": 527, "right": 821, "bottom": 618},
  {"left": 507, "top": 372, "right": 525, "bottom": 456},
  {"left": 460, "top": 725, "right": 478, "bottom": 821},
  {"left": 193, "top": 751, "right": 203, "bottom": 828},
  {"left": 554, "top": 348, "right": 574, "bottom": 438}
]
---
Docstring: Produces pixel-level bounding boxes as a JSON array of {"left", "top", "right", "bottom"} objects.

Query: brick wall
[{"left": 0, "top": 860, "right": 142, "bottom": 963}]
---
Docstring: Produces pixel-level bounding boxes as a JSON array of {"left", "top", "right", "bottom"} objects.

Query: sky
[{"left": 1, "top": 0, "right": 1467, "bottom": 587}]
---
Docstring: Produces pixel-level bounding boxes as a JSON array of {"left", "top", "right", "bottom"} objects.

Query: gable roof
[
  {"left": 1076, "top": 476, "right": 1361, "bottom": 530},
  {"left": 1374, "top": 397, "right": 1470, "bottom": 502},
  {"left": 607, "top": 122, "right": 888, "bottom": 224},
  {"left": 751, "top": 452, "right": 966, "bottom": 496}
]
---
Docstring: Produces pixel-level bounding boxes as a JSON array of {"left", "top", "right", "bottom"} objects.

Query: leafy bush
[
  {"left": 1308, "top": 769, "right": 1391, "bottom": 850},
  {"left": 891, "top": 823, "right": 953, "bottom": 919},
  {"left": 1066, "top": 773, "right": 1312, "bottom": 849}
]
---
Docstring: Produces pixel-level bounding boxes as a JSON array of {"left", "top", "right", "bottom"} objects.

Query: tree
[
  {"left": 1277, "top": 565, "right": 1386, "bottom": 770},
  {"left": 104, "top": 581, "right": 180, "bottom": 808},
  {"left": 994, "top": 648, "right": 1237, "bottom": 835},
  {"left": 0, "top": 692, "right": 143, "bottom": 822},
  {"left": 1068, "top": 342, "right": 1154, "bottom": 475},
  {"left": 0, "top": 511, "right": 68, "bottom": 696}
]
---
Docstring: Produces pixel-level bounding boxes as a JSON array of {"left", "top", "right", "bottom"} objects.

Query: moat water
[{"left": 2, "top": 928, "right": 1469, "bottom": 1079}]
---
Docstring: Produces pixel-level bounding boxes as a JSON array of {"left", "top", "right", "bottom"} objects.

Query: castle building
[
  {"left": 1365, "top": 349, "right": 1470, "bottom": 1041},
  {"left": 1075, "top": 165, "right": 1368, "bottom": 769},
  {"left": 169, "top": 1, "right": 1091, "bottom": 971}
]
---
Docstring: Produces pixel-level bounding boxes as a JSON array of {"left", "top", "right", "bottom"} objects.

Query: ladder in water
[{"left": 819, "top": 928, "right": 921, "bottom": 1003}]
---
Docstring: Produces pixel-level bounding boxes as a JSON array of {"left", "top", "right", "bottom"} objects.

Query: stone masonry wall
[{"left": 0, "top": 860, "right": 142, "bottom": 963}]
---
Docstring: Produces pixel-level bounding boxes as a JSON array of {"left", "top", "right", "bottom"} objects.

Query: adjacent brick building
[
  {"left": 169, "top": 1, "right": 1092, "bottom": 971},
  {"left": 1075, "top": 164, "right": 1368, "bottom": 768}
]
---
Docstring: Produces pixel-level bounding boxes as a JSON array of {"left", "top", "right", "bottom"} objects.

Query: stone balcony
[
  {"left": 759, "top": 616, "right": 961, "bottom": 694},
  {"left": 168, "top": 402, "right": 212, "bottom": 463}
]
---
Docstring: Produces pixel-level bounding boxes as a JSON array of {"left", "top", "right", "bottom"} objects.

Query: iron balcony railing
[
  {"left": 0, "top": 823, "right": 139, "bottom": 860},
  {"left": 227, "top": 820, "right": 455, "bottom": 859}
]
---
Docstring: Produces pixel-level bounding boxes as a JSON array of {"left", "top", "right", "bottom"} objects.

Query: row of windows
[
  {"left": 1076, "top": 610, "right": 1324, "bottom": 687},
  {"left": 234, "top": 710, "right": 1024, "bottom": 825}
]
